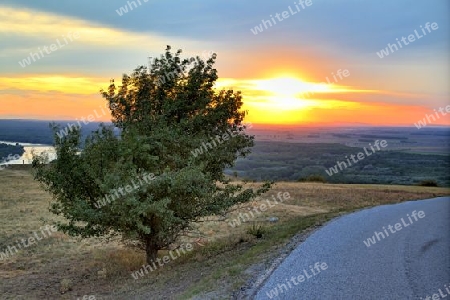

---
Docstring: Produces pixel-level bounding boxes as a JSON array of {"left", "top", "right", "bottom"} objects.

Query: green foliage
[{"left": 32, "top": 46, "right": 271, "bottom": 263}]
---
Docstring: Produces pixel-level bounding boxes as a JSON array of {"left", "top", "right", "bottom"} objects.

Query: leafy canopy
[{"left": 33, "top": 46, "right": 270, "bottom": 263}]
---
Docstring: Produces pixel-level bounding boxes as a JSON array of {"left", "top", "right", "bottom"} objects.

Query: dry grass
[
  {"left": 0, "top": 168, "right": 448, "bottom": 299},
  {"left": 271, "top": 182, "right": 447, "bottom": 210}
]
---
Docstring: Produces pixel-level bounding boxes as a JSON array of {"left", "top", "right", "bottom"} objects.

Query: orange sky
[
  {"left": 1, "top": 74, "right": 449, "bottom": 127},
  {"left": 2, "top": 74, "right": 446, "bottom": 127}
]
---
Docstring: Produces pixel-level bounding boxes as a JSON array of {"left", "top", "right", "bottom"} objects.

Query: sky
[{"left": 0, "top": 0, "right": 449, "bottom": 126}]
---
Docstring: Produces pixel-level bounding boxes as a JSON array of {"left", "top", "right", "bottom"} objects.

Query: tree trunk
[{"left": 144, "top": 235, "right": 159, "bottom": 264}]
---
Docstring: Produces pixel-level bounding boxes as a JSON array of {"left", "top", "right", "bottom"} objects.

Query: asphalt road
[{"left": 256, "top": 197, "right": 450, "bottom": 300}]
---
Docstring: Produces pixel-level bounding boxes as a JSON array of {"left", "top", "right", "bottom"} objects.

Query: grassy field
[{"left": 1, "top": 168, "right": 449, "bottom": 299}]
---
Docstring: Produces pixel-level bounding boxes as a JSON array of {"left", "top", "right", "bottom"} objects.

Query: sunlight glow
[
  {"left": 250, "top": 77, "right": 336, "bottom": 111},
  {"left": 255, "top": 77, "right": 312, "bottom": 96}
]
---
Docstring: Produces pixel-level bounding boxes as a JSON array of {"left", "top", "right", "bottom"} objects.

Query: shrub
[
  {"left": 417, "top": 180, "right": 439, "bottom": 187},
  {"left": 246, "top": 223, "right": 265, "bottom": 239},
  {"left": 298, "top": 174, "right": 327, "bottom": 183}
]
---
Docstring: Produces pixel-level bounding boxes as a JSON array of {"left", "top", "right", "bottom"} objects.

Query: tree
[{"left": 32, "top": 46, "right": 271, "bottom": 264}]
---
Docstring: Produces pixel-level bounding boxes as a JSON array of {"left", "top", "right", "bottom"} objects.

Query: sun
[
  {"left": 214, "top": 76, "right": 344, "bottom": 124},
  {"left": 256, "top": 77, "right": 313, "bottom": 96},
  {"left": 251, "top": 77, "right": 332, "bottom": 110}
]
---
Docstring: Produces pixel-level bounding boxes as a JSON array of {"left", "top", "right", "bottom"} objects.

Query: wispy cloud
[{"left": 0, "top": 76, "right": 105, "bottom": 95}]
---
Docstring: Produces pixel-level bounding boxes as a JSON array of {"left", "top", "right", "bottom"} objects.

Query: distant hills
[
  {"left": 0, "top": 119, "right": 112, "bottom": 145},
  {"left": 1, "top": 119, "right": 449, "bottom": 186}
]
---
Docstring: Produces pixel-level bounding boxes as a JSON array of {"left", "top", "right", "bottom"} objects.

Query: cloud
[
  {"left": 0, "top": 5, "right": 204, "bottom": 47},
  {"left": 0, "top": 0, "right": 448, "bottom": 124},
  {"left": 0, "top": 76, "right": 106, "bottom": 95},
  {"left": 0, "top": 4, "right": 209, "bottom": 74}
]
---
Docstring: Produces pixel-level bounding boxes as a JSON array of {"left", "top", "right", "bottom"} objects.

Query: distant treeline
[
  {"left": 226, "top": 141, "right": 450, "bottom": 187},
  {"left": 0, "top": 143, "right": 25, "bottom": 161},
  {"left": 359, "top": 134, "right": 408, "bottom": 140}
]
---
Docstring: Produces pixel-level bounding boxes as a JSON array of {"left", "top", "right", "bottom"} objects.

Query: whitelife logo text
[
  {"left": 325, "top": 140, "right": 388, "bottom": 176},
  {"left": 18, "top": 32, "right": 80, "bottom": 68},
  {"left": 363, "top": 210, "right": 425, "bottom": 247},
  {"left": 376, "top": 22, "right": 439, "bottom": 58}
]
